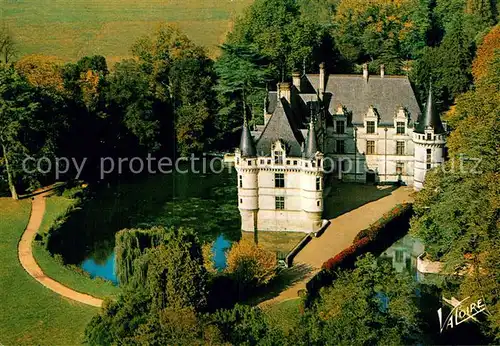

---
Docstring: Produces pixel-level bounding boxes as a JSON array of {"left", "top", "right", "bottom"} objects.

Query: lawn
[
  {"left": 263, "top": 298, "right": 302, "bottom": 334},
  {"left": 0, "top": 197, "right": 98, "bottom": 345},
  {"left": 242, "top": 230, "right": 307, "bottom": 256},
  {"left": 1, "top": 0, "right": 253, "bottom": 62},
  {"left": 32, "top": 194, "right": 120, "bottom": 299}
]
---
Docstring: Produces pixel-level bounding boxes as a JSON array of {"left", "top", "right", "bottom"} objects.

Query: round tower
[
  {"left": 235, "top": 121, "right": 259, "bottom": 232},
  {"left": 413, "top": 85, "right": 446, "bottom": 191},
  {"left": 301, "top": 120, "right": 324, "bottom": 232}
]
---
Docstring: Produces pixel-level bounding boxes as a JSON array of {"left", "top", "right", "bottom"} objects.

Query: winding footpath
[{"left": 18, "top": 192, "right": 103, "bottom": 308}]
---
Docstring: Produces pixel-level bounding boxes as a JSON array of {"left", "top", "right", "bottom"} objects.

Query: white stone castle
[{"left": 235, "top": 63, "right": 447, "bottom": 233}]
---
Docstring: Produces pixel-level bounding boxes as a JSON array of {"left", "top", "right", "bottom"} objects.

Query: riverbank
[{"left": 32, "top": 194, "right": 119, "bottom": 299}]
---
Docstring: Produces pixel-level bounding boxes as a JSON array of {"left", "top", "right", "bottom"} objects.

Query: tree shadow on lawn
[
  {"left": 323, "top": 183, "right": 398, "bottom": 219},
  {"left": 248, "top": 263, "right": 315, "bottom": 305}
]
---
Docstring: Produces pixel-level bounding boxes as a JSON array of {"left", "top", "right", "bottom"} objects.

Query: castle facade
[{"left": 235, "top": 63, "right": 447, "bottom": 233}]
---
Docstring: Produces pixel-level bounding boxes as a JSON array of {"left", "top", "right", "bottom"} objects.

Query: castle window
[
  {"left": 239, "top": 175, "right": 243, "bottom": 188},
  {"left": 275, "top": 173, "right": 285, "bottom": 188},
  {"left": 260, "top": 159, "right": 264, "bottom": 164},
  {"left": 336, "top": 140, "right": 345, "bottom": 154},
  {"left": 336, "top": 120, "right": 345, "bottom": 134},
  {"left": 247, "top": 160, "right": 252, "bottom": 166},
  {"left": 366, "top": 121, "right": 376, "bottom": 134},
  {"left": 275, "top": 196, "right": 285, "bottom": 210},
  {"left": 317, "top": 200, "right": 321, "bottom": 207},
  {"left": 305, "top": 162, "right": 309, "bottom": 167},
  {"left": 312, "top": 161, "right": 316, "bottom": 168},
  {"left": 396, "top": 162, "right": 404, "bottom": 175},
  {"left": 267, "top": 159, "right": 271, "bottom": 165},
  {"left": 426, "top": 148, "right": 432, "bottom": 162},
  {"left": 427, "top": 133, "right": 432, "bottom": 140},
  {"left": 293, "top": 160, "right": 298, "bottom": 166},
  {"left": 316, "top": 176, "right": 322, "bottom": 191},
  {"left": 396, "top": 122, "right": 405, "bottom": 134},
  {"left": 274, "top": 151, "right": 283, "bottom": 165},
  {"left": 317, "top": 159, "right": 321, "bottom": 167},
  {"left": 427, "top": 163, "right": 431, "bottom": 169},
  {"left": 240, "top": 198, "right": 243, "bottom": 204},
  {"left": 366, "top": 140, "right": 375, "bottom": 155},
  {"left": 396, "top": 141, "right": 405, "bottom": 155},
  {"left": 236, "top": 158, "right": 240, "bottom": 165},
  {"left": 286, "top": 160, "right": 290, "bottom": 165}
]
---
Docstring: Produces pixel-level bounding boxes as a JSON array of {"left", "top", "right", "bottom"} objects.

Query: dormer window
[
  {"left": 427, "top": 133, "right": 432, "bottom": 140},
  {"left": 336, "top": 120, "right": 345, "bottom": 134},
  {"left": 396, "top": 122, "right": 405, "bottom": 134},
  {"left": 274, "top": 151, "right": 283, "bottom": 165},
  {"left": 366, "top": 121, "right": 376, "bottom": 134},
  {"left": 394, "top": 108, "right": 408, "bottom": 135}
]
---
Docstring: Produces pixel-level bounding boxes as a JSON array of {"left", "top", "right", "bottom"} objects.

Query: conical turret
[
  {"left": 304, "top": 119, "right": 318, "bottom": 159},
  {"left": 415, "top": 84, "right": 445, "bottom": 134},
  {"left": 239, "top": 119, "right": 256, "bottom": 157}
]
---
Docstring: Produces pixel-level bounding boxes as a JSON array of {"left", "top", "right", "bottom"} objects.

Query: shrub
[
  {"left": 353, "top": 203, "right": 412, "bottom": 243},
  {"left": 226, "top": 239, "right": 277, "bottom": 287}
]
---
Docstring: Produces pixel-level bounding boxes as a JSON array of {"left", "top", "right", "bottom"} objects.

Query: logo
[{"left": 438, "top": 296, "right": 489, "bottom": 333}]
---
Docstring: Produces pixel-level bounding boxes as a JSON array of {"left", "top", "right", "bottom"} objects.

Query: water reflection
[
  {"left": 81, "top": 252, "right": 118, "bottom": 284},
  {"left": 213, "top": 234, "right": 231, "bottom": 270},
  {"left": 379, "top": 234, "right": 425, "bottom": 274},
  {"left": 80, "top": 234, "right": 232, "bottom": 284}
]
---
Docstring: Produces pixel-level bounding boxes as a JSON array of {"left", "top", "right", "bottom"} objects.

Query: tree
[
  {"left": 472, "top": 24, "right": 500, "bottom": 81},
  {"left": 411, "top": 16, "right": 474, "bottom": 107},
  {"left": 0, "top": 65, "right": 39, "bottom": 199},
  {"left": 229, "top": 0, "right": 324, "bottom": 76},
  {"left": 15, "top": 55, "right": 65, "bottom": 91},
  {"left": 332, "top": 0, "right": 431, "bottom": 66},
  {"left": 215, "top": 43, "right": 270, "bottom": 132},
  {"left": 225, "top": 239, "right": 277, "bottom": 288},
  {"left": 211, "top": 304, "right": 283, "bottom": 345},
  {"left": 130, "top": 24, "right": 218, "bottom": 155},
  {"left": 0, "top": 26, "right": 16, "bottom": 64},
  {"left": 108, "top": 60, "right": 161, "bottom": 152},
  {"left": 294, "top": 254, "right": 422, "bottom": 345},
  {"left": 86, "top": 228, "right": 210, "bottom": 343}
]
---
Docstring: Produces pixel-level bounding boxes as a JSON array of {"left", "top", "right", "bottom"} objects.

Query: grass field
[
  {"left": 1, "top": 0, "right": 253, "bottom": 63},
  {"left": 33, "top": 195, "right": 120, "bottom": 299},
  {"left": 0, "top": 197, "right": 97, "bottom": 345},
  {"left": 242, "top": 231, "right": 307, "bottom": 255}
]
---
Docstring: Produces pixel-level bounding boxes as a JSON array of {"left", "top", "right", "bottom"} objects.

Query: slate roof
[
  {"left": 239, "top": 122, "right": 257, "bottom": 157},
  {"left": 304, "top": 121, "right": 318, "bottom": 159},
  {"left": 414, "top": 86, "right": 445, "bottom": 134},
  {"left": 304, "top": 74, "right": 421, "bottom": 125},
  {"left": 256, "top": 98, "right": 304, "bottom": 157}
]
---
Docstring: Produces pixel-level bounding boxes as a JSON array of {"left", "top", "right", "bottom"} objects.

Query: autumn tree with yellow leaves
[{"left": 226, "top": 239, "right": 277, "bottom": 287}]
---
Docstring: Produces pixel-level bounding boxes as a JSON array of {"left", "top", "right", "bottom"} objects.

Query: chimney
[
  {"left": 277, "top": 82, "right": 291, "bottom": 103},
  {"left": 292, "top": 71, "right": 301, "bottom": 92},
  {"left": 319, "top": 62, "right": 325, "bottom": 100},
  {"left": 380, "top": 64, "right": 385, "bottom": 78},
  {"left": 363, "top": 63, "right": 369, "bottom": 81}
]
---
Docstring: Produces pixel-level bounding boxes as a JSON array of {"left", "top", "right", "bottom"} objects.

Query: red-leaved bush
[{"left": 322, "top": 236, "right": 371, "bottom": 271}]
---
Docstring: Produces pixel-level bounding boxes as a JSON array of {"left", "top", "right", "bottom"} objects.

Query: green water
[{"left": 51, "top": 162, "right": 240, "bottom": 270}]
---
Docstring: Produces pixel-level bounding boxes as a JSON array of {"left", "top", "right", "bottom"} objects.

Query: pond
[
  {"left": 49, "top": 161, "right": 240, "bottom": 283},
  {"left": 81, "top": 233, "right": 232, "bottom": 283}
]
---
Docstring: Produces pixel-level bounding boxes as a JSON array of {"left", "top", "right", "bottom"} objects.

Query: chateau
[{"left": 235, "top": 63, "right": 447, "bottom": 233}]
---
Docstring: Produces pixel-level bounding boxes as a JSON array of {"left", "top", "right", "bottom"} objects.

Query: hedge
[{"left": 305, "top": 203, "right": 413, "bottom": 304}]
